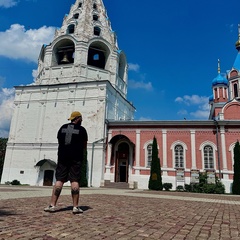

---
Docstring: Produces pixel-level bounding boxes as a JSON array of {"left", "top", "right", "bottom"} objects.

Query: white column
[
  {"left": 135, "top": 129, "right": 140, "bottom": 175},
  {"left": 190, "top": 130, "right": 196, "bottom": 169},
  {"left": 105, "top": 130, "right": 112, "bottom": 180},
  {"left": 162, "top": 130, "right": 167, "bottom": 168},
  {"left": 220, "top": 126, "right": 227, "bottom": 171}
]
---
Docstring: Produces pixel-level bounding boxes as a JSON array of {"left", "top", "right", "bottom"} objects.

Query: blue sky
[{"left": 0, "top": 0, "right": 240, "bottom": 137}]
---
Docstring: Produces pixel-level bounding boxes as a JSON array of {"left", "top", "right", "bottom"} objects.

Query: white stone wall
[{"left": 1, "top": 80, "right": 134, "bottom": 186}]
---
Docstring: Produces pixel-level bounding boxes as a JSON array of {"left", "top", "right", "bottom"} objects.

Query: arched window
[
  {"left": 73, "top": 13, "right": 79, "bottom": 19},
  {"left": 67, "top": 24, "right": 75, "bottom": 34},
  {"left": 52, "top": 39, "right": 75, "bottom": 66},
  {"left": 93, "top": 3, "right": 97, "bottom": 10},
  {"left": 93, "top": 15, "right": 99, "bottom": 21},
  {"left": 204, "top": 145, "right": 214, "bottom": 169},
  {"left": 78, "top": 2, "right": 82, "bottom": 8},
  {"left": 175, "top": 145, "right": 184, "bottom": 168},
  {"left": 88, "top": 48, "right": 105, "bottom": 69},
  {"left": 234, "top": 83, "right": 238, "bottom": 98},
  {"left": 94, "top": 26, "right": 101, "bottom": 36},
  {"left": 146, "top": 144, "right": 152, "bottom": 167}
]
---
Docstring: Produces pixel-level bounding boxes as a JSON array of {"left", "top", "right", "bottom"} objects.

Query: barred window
[
  {"left": 175, "top": 145, "right": 184, "bottom": 168},
  {"left": 204, "top": 145, "right": 214, "bottom": 169}
]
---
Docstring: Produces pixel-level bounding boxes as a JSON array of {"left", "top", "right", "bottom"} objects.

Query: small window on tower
[
  {"left": 94, "top": 26, "right": 101, "bottom": 36},
  {"left": 234, "top": 83, "right": 238, "bottom": 98},
  {"left": 93, "top": 15, "right": 98, "bottom": 21},
  {"left": 93, "top": 3, "right": 97, "bottom": 10},
  {"left": 68, "top": 24, "right": 75, "bottom": 34},
  {"left": 78, "top": 2, "right": 82, "bottom": 8},
  {"left": 73, "top": 13, "right": 79, "bottom": 19}
]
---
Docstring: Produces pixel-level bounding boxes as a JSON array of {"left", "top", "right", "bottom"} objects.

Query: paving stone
[{"left": 1, "top": 186, "right": 240, "bottom": 239}]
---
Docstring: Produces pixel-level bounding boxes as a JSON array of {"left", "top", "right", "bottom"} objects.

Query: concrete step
[{"left": 102, "top": 181, "right": 130, "bottom": 189}]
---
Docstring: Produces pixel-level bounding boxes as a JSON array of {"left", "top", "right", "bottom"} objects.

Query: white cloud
[
  {"left": 0, "top": 0, "right": 18, "bottom": 8},
  {"left": 190, "top": 109, "right": 209, "bottom": 119},
  {"left": 0, "top": 24, "right": 55, "bottom": 63},
  {"left": 138, "top": 116, "right": 153, "bottom": 121},
  {"left": 175, "top": 95, "right": 208, "bottom": 106},
  {"left": 128, "top": 79, "right": 153, "bottom": 91},
  {"left": 32, "top": 69, "right": 38, "bottom": 82},
  {"left": 128, "top": 63, "right": 140, "bottom": 72},
  {"left": 0, "top": 88, "right": 15, "bottom": 138},
  {"left": 176, "top": 94, "right": 210, "bottom": 120}
]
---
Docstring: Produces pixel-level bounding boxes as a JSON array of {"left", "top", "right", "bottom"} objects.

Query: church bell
[{"left": 61, "top": 52, "right": 70, "bottom": 63}]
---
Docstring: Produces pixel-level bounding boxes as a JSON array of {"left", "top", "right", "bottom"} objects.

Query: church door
[
  {"left": 115, "top": 142, "right": 129, "bottom": 183},
  {"left": 43, "top": 170, "right": 54, "bottom": 186}
]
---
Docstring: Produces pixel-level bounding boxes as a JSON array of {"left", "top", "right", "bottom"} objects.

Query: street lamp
[{"left": 214, "top": 119, "right": 222, "bottom": 180}]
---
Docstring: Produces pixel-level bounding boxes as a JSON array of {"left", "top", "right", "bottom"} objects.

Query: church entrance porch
[
  {"left": 35, "top": 159, "right": 57, "bottom": 186},
  {"left": 43, "top": 170, "right": 54, "bottom": 186},
  {"left": 106, "top": 135, "right": 135, "bottom": 187}
]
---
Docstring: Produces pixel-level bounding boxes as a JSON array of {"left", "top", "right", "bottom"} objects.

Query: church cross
[{"left": 62, "top": 125, "right": 79, "bottom": 145}]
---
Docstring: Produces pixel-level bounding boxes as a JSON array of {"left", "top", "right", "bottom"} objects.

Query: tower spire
[
  {"left": 235, "top": 24, "right": 240, "bottom": 50},
  {"left": 218, "top": 59, "right": 221, "bottom": 74}
]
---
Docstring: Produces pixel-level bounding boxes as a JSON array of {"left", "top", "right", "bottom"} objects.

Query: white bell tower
[{"left": 1, "top": 0, "right": 135, "bottom": 187}]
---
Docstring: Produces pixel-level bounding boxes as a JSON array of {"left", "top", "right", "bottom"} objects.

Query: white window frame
[
  {"left": 170, "top": 141, "right": 187, "bottom": 169},
  {"left": 199, "top": 141, "right": 217, "bottom": 170}
]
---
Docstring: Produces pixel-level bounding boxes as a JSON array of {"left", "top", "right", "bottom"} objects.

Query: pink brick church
[{"left": 104, "top": 29, "right": 240, "bottom": 193}]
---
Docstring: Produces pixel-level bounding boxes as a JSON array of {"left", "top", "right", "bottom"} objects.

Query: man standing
[{"left": 44, "top": 111, "right": 88, "bottom": 214}]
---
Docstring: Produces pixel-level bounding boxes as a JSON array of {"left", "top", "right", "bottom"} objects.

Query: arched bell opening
[
  {"left": 87, "top": 41, "right": 110, "bottom": 70},
  {"left": 52, "top": 39, "right": 75, "bottom": 66}
]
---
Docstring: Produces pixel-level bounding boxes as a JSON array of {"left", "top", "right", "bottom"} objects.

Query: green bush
[
  {"left": 163, "top": 183, "right": 173, "bottom": 191},
  {"left": 185, "top": 173, "right": 225, "bottom": 194},
  {"left": 184, "top": 184, "right": 191, "bottom": 192},
  {"left": 11, "top": 179, "right": 21, "bottom": 185},
  {"left": 176, "top": 185, "right": 184, "bottom": 191}
]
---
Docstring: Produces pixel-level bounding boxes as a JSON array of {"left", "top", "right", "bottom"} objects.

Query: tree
[
  {"left": 0, "top": 138, "right": 8, "bottom": 181},
  {"left": 232, "top": 141, "right": 240, "bottom": 194},
  {"left": 80, "top": 150, "right": 88, "bottom": 187},
  {"left": 148, "top": 136, "right": 163, "bottom": 190}
]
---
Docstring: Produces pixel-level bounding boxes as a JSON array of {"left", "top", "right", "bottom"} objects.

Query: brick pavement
[{"left": 1, "top": 186, "right": 240, "bottom": 239}]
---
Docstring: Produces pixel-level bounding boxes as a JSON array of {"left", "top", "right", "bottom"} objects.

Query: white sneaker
[
  {"left": 72, "top": 206, "right": 83, "bottom": 214},
  {"left": 44, "top": 205, "right": 56, "bottom": 212}
]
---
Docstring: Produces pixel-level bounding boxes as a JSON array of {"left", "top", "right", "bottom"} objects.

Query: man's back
[{"left": 57, "top": 122, "right": 88, "bottom": 162}]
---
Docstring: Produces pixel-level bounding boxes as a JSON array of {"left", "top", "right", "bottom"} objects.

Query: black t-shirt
[{"left": 57, "top": 123, "right": 88, "bottom": 162}]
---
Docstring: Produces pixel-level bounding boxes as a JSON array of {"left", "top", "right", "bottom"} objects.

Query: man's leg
[
  {"left": 50, "top": 180, "right": 64, "bottom": 206},
  {"left": 71, "top": 181, "right": 80, "bottom": 207}
]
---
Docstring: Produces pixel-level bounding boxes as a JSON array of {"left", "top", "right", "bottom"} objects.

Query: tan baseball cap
[{"left": 68, "top": 111, "right": 82, "bottom": 120}]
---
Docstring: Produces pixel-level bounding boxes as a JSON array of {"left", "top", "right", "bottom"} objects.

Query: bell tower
[
  {"left": 209, "top": 25, "right": 240, "bottom": 120},
  {"left": 36, "top": 0, "right": 128, "bottom": 97},
  {"left": 227, "top": 24, "right": 240, "bottom": 100},
  {"left": 1, "top": 0, "right": 135, "bottom": 187}
]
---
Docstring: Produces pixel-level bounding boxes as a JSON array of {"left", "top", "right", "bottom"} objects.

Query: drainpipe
[{"left": 90, "top": 138, "right": 105, "bottom": 187}]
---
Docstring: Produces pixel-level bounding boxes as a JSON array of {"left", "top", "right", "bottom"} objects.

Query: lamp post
[{"left": 214, "top": 119, "right": 222, "bottom": 180}]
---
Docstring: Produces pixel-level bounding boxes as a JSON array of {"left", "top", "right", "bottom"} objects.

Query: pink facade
[
  {"left": 105, "top": 121, "right": 240, "bottom": 192},
  {"left": 103, "top": 28, "right": 240, "bottom": 193}
]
